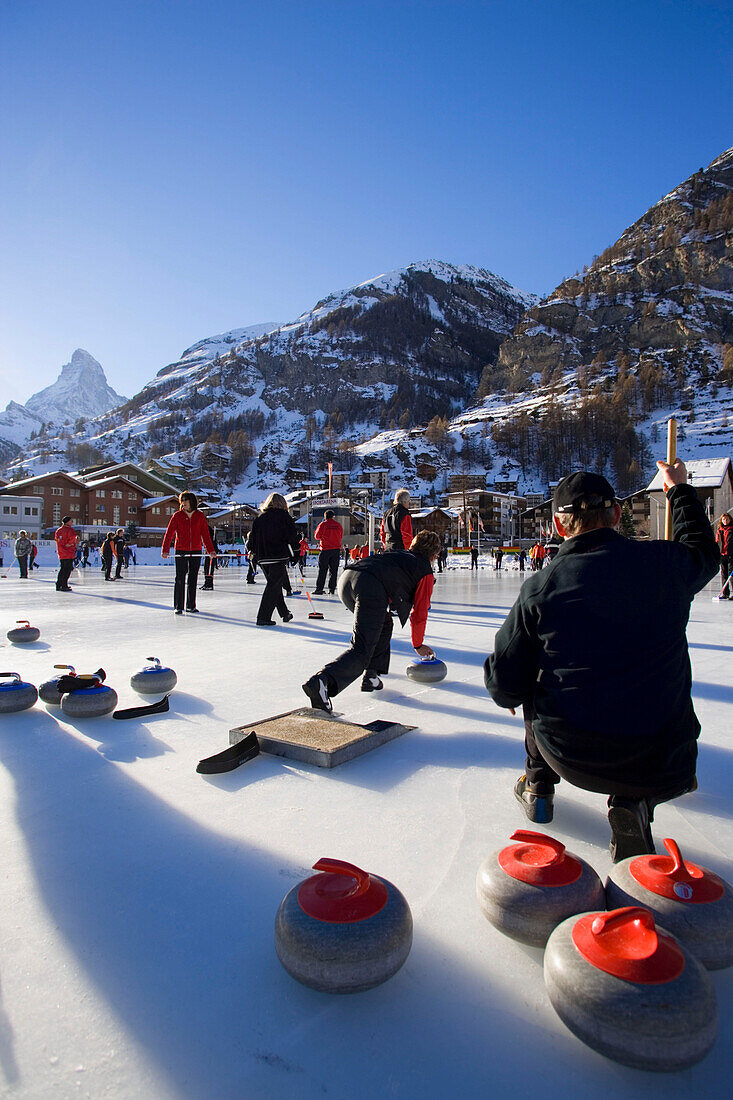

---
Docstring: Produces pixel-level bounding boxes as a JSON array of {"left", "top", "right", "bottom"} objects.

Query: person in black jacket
[
  {"left": 246, "top": 493, "right": 299, "bottom": 626},
  {"left": 484, "top": 464, "right": 719, "bottom": 862},
  {"left": 113, "top": 529, "right": 126, "bottom": 579},
  {"left": 380, "top": 489, "right": 413, "bottom": 550},
  {"left": 302, "top": 530, "right": 441, "bottom": 711},
  {"left": 101, "top": 532, "right": 115, "bottom": 581}
]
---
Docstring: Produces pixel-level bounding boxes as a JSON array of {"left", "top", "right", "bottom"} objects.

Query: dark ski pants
[
  {"left": 115, "top": 556, "right": 123, "bottom": 579},
  {"left": 102, "top": 554, "right": 113, "bottom": 580},
  {"left": 523, "top": 703, "right": 694, "bottom": 809},
  {"left": 319, "top": 571, "right": 393, "bottom": 694},
  {"left": 314, "top": 548, "right": 340, "bottom": 593},
  {"left": 720, "top": 555, "right": 732, "bottom": 596},
  {"left": 17, "top": 554, "right": 28, "bottom": 578},
  {"left": 56, "top": 559, "right": 74, "bottom": 589},
  {"left": 257, "top": 561, "right": 290, "bottom": 623},
  {"left": 174, "top": 552, "right": 201, "bottom": 611}
]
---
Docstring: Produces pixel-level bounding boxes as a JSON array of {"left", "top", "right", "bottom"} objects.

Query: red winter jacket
[
  {"left": 162, "top": 509, "right": 215, "bottom": 555},
  {"left": 54, "top": 524, "right": 78, "bottom": 560},
  {"left": 314, "top": 518, "right": 343, "bottom": 551},
  {"left": 717, "top": 523, "right": 732, "bottom": 556}
]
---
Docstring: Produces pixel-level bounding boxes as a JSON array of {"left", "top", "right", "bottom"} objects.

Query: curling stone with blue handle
[
  {"left": 60, "top": 676, "right": 118, "bottom": 718},
  {"left": 39, "top": 665, "right": 77, "bottom": 706},
  {"left": 606, "top": 837, "right": 733, "bottom": 970},
  {"left": 405, "top": 656, "right": 447, "bottom": 684},
  {"left": 544, "top": 906, "right": 717, "bottom": 1070},
  {"left": 0, "top": 672, "right": 38, "bottom": 714},
  {"left": 7, "top": 620, "right": 40, "bottom": 643},
  {"left": 275, "top": 858, "right": 412, "bottom": 993},
  {"left": 476, "top": 830, "right": 605, "bottom": 947},
  {"left": 130, "top": 657, "right": 177, "bottom": 695}
]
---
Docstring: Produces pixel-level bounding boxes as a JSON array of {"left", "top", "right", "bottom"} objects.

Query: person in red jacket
[
  {"left": 313, "top": 509, "right": 343, "bottom": 594},
  {"left": 162, "top": 492, "right": 215, "bottom": 614},
  {"left": 54, "top": 515, "right": 79, "bottom": 591},
  {"left": 717, "top": 512, "right": 732, "bottom": 597},
  {"left": 298, "top": 536, "right": 310, "bottom": 576},
  {"left": 359, "top": 542, "right": 370, "bottom": 558}
]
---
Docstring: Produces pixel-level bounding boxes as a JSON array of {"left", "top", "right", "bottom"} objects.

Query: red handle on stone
[
  {"left": 16, "top": 620, "right": 30, "bottom": 627},
  {"left": 591, "top": 906, "right": 658, "bottom": 957},
  {"left": 312, "top": 858, "right": 371, "bottom": 896},
  {"left": 510, "top": 829, "right": 566, "bottom": 865},
  {"left": 661, "top": 838, "right": 697, "bottom": 887}
]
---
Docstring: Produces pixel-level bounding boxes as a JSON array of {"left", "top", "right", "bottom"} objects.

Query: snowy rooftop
[
  {"left": 0, "top": 560, "right": 731, "bottom": 1097},
  {"left": 646, "top": 457, "right": 731, "bottom": 491}
]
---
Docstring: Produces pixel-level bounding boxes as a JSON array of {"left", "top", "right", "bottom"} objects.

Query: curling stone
[
  {"left": 275, "top": 858, "right": 412, "bottom": 993},
  {"left": 39, "top": 665, "right": 77, "bottom": 706},
  {"left": 544, "top": 906, "right": 717, "bottom": 1071},
  {"left": 7, "top": 620, "right": 40, "bottom": 643},
  {"left": 476, "top": 830, "right": 605, "bottom": 947},
  {"left": 130, "top": 657, "right": 177, "bottom": 695},
  {"left": 606, "top": 837, "right": 733, "bottom": 970},
  {"left": 0, "top": 672, "right": 38, "bottom": 714},
  {"left": 405, "top": 656, "right": 447, "bottom": 683},
  {"left": 61, "top": 682, "right": 118, "bottom": 718}
]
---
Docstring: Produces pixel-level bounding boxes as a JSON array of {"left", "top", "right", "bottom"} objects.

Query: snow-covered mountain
[{"left": 0, "top": 349, "right": 126, "bottom": 450}]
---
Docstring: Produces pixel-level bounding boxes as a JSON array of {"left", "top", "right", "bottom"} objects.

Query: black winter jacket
[
  {"left": 382, "top": 504, "right": 412, "bottom": 550},
  {"left": 344, "top": 550, "right": 433, "bottom": 625},
  {"left": 484, "top": 484, "right": 719, "bottom": 792},
  {"left": 247, "top": 508, "right": 299, "bottom": 565}
]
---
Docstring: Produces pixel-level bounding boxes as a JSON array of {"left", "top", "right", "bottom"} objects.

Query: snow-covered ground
[{"left": 0, "top": 562, "right": 731, "bottom": 1099}]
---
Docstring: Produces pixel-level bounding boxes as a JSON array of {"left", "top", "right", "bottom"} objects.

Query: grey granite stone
[
  {"left": 61, "top": 686, "right": 118, "bottom": 718},
  {"left": 544, "top": 912, "right": 718, "bottom": 1070},
  {"left": 274, "top": 875, "right": 413, "bottom": 993}
]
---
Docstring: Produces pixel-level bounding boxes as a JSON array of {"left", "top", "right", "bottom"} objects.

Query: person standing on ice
[
  {"left": 14, "top": 530, "right": 32, "bottom": 578},
  {"left": 162, "top": 492, "right": 216, "bottom": 614},
  {"left": 380, "top": 488, "right": 413, "bottom": 550},
  {"left": 101, "top": 531, "right": 115, "bottom": 581},
  {"left": 54, "top": 515, "right": 79, "bottom": 592},
  {"left": 298, "top": 535, "right": 310, "bottom": 576},
  {"left": 484, "top": 465, "right": 719, "bottom": 862},
  {"left": 312, "top": 509, "right": 343, "bottom": 594},
  {"left": 716, "top": 512, "right": 732, "bottom": 597},
  {"left": 246, "top": 492, "right": 299, "bottom": 626},
  {"left": 302, "top": 530, "right": 442, "bottom": 711}
]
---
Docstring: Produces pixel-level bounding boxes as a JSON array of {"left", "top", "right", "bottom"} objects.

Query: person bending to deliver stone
[
  {"left": 246, "top": 492, "right": 299, "bottom": 626},
  {"left": 162, "top": 492, "right": 215, "bottom": 614},
  {"left": 483, "top": 464, "right": 719, "bottom": 862},
  {"left": 302, "top": 530, "right": 441, "bottom": 712},
  {"left": 313, "top": 509, "right": 343, "bottom": 594}
]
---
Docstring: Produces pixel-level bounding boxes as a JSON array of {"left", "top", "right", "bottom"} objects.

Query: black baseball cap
[{"left": 553, "top": 472, "right": 616, "bottom": 512}]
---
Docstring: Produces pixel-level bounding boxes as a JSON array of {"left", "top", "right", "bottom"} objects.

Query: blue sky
[{"left": 1, "top": 0, "right": 731, "bottom": 403}]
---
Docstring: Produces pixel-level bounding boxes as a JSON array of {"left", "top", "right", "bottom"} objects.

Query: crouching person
[
  {"left": 303, "top": 530, "right": 441, "bottom": 712},
  {"left": 483, "top": 464, "right": 719, "bottom": 862}
]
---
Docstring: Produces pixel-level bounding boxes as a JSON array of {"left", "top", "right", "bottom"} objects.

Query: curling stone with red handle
[
  {"left": 0, "top": 673, "right": 38, "bottom": 714},
  {"left": 39, "top": 665, "right": 77, "bottom": 705},
  {"left": 406, "top": 656, "right": 447, "bottom": 683},
  {"left": 476, "top": 830, "right": 605, "bottom": 947},
  {"left": 130, "top": 657, "right": 177, "bottom": 695},
  {"left": 7, "top": 620, "right": 40, "bottom": 643},
  {"left": 606, "top": 837, "right": 733, "bottom": 970},
  {"left": 544, "top": 906, "right": 717, "bottom": 1070},
  {"left": 274, "top": 858, "right": 412, "bottom": 993},
  {"left": 60, "top": 671, "right": 117, "bottom": 718}
]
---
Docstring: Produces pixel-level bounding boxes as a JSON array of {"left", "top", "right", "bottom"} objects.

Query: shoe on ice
[
  {"left": 282, "top": 611, "right": 294, "bottom": 622},
  {"left": 608, "top": 797, "right": 655, "bottom": 863},
  {"left": 514, "top": 774, "right": 554, "bottom": 824},
  {"left": 302, "top": 675, "right": 332, "bottom": 713},
  {"left": 361, "top": 674, "right": 383, "bottom": 692}
]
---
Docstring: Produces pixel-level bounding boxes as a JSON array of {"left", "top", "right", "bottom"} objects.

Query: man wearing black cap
[{"left": 484, "top": 461, "right": 719, "bottom": 861}]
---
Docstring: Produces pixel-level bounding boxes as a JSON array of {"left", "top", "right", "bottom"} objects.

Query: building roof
[
  {"left": 143, "top": 495, "right": 180, "bottom": 507},
  {"left": 84, "top": 475, "right": 146, "bottom": 493},
  {"left": 0, "top": 471, "right": 86, "bottom": 491},
  {"left": 646, "top": 457, "right": 732, "bottom": 491}
]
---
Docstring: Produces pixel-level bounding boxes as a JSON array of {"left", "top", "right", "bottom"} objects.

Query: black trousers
[
  {"left": 56, "top": 559, "right": 74, "bottom": 589},
  {"left": 174, "top": 553, "right": 201, "bottom": 610},
  {"left": 523, "top": 703, "right": 694, "bottom": 805},
  {"left": 17, "top": 554, "right": 28, "bottom": 578},
  {"left": 102, "top": 553, "right": 113, "bottom": 580},
  {"left": 114, "top": 555, "right": 123, "bottom": 579},
  {"left": 314, "top": 548, "right": 340, "bottom": 593},
  {"left": 720, "top": 555, "right": 732, "bottom": 595},
  {"left": 319, "top": 572, "right": 393, "bottom": 694},
  {"left": 257, "top": 561, "right": 290, "bottom": 622}
]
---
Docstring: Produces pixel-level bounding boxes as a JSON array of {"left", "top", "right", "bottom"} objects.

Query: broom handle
[{"left": 665, "top": 418, "right": 677, "bottom": 541}]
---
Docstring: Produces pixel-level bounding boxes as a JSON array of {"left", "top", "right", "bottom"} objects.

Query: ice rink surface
[{"left": 0, "top": 559, "right": 731, "bottom": 1099}]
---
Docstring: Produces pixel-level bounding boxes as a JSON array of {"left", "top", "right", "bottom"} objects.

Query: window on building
[
  {"left": 111, "top": 490, "right": 123, "bottom": 500},
  {"left": 96, "top": 505, "right": 105, "bottom": 513},
  {"left": 96, "top": 491, "right": 105, "bottom": 499},
  {"left": 51, "top": 487, "right": 63, "bottom": 496},
  {"left": 53, "top": 505, "right": 61, "bottom": 523},
  {"left": 70, "top": 504, "right": 80, "bottom": 513},
  {"left": 128, "top": 493, "right": 137, "bottom": 500},
  {"left": 33, "top": 487, "right": 44, "bottom": 496},
  {"left": 128, "top": 507, "right": 138, "bottom": 514},
  {"left": 10, "top": 506, "right": 17, "bottom": 515},
  {"left": 2, "top": 506, "right": 8, "bottom": 514},
  {"left": 24, "top": 507, "right": 31, "bottom": 515},
  {"left": 113, "top": 508, "right": 120, "bottom": 524},
  {"left": 70, "top": 489, "right": 80, "bottom": 497},
  {"left": 153, "top": 507, "right": 161, "bottom": 515},
  {"left": 31, "top": 507, "right": 38, "bottom": 516}
]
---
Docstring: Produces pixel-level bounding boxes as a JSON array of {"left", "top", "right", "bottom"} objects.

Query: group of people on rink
[{"left": 48, "top": 465, "right": 723, "bottom": 864}]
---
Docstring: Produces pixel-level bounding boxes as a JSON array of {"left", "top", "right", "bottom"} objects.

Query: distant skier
[{"left": 303, "top": 530, "right": 442, "bottom": 710}]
